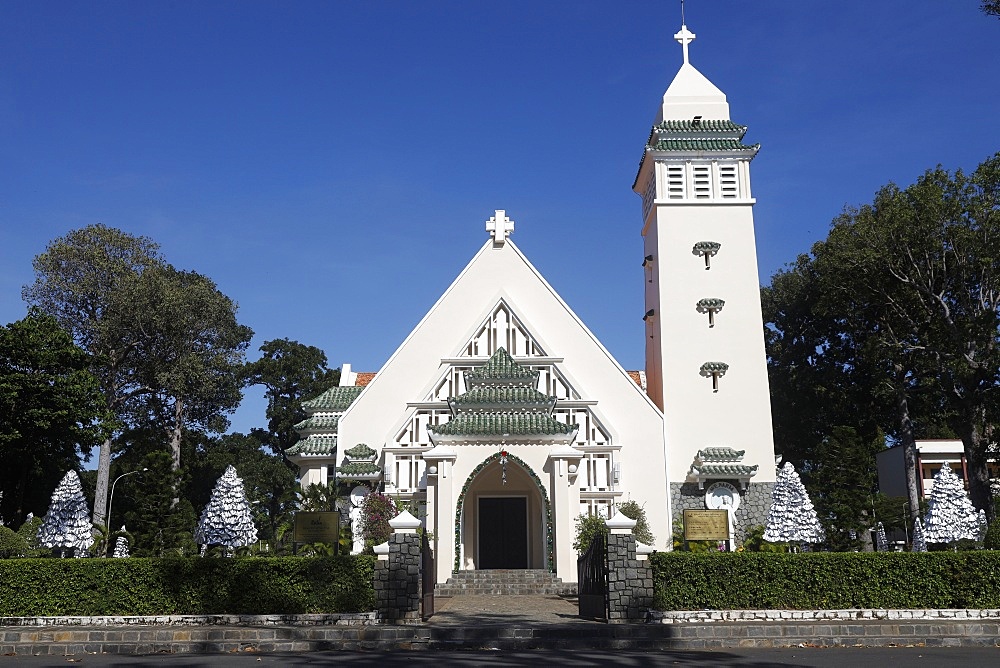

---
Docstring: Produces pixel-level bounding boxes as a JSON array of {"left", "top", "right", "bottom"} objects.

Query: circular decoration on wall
[
  {"left": 705, "top": 481, "right": 741, "bottom": 512},
  {"left": 349, "top": 485, "right": 369, "bottom": 507}
]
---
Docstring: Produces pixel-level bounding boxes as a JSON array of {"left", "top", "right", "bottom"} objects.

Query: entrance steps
[{"left": 435, "top": 569, "right": 577, "bottom": 596}]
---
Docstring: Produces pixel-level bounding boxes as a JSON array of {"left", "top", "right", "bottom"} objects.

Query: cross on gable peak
[
  {"left": 674, "top": 24, "right": 695, "bottom": 65},
  {"left": 486, "top": 209, "right": 515, "bottom": 245}
]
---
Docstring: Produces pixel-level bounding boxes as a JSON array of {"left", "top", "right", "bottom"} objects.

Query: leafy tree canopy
[{"left": 0, "top": 313, "right": 110, "bottom": 527}]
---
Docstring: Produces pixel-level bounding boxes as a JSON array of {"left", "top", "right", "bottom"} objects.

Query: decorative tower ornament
[
  {"left": 37, "top": 470, "right": 94, "bottom": 557},
  {"left": 922, "top": 463, "right": 981, "bottom": 546},
  {"left": 499, "top": 449, "right": 509, "bottom": 486},
  {"left": 763, "top": 462, "right": 825, "bottom": 547},
  {"left": 194, "top": 465, "right": 258, "bottom": 553},
  {"left": 112, "top": 525, "right": 129, "bottom": 558}
]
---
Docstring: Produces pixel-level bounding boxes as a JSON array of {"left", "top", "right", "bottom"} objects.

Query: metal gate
[
  {"left": 577, "top": 532, "right": 608, "bottom": 620},
  {"left": 421, "top": 531, "right": 435, "bottom": 620}
]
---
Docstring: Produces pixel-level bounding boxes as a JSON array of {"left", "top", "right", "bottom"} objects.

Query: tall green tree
[
  {"left": 22, "top": 224, "right": 163, "bottom": 526},
  {"left": 245, "top": 339, "right": 339, "bottom": 455},
  {"left": 0, "top": 313, "right": 110, "bottom": 526},
  {"left": 816, "top": 154, "right": 1000, "bottom": 520},
  {"left": 128, "top": 266, "right": 253, "bottom": 472},
  {"left": 983, "top": 1, "right": 1000, "bottom": 19}
]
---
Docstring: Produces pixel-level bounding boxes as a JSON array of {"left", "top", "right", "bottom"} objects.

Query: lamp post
[{"left": 107, "top": 468, "right": 147, "bottom": 529}]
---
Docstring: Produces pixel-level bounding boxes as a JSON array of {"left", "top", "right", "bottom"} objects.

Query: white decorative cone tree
[
  {"left": 763, "top": 462, "right": 825, "bottom": 544},
  {"left": 911, "top": 517, "right": 927, "bottom": 553},
  {"left": 922, "top": 464, "right": 981, "bottom": 545},
  {"left": 37, "top": 470, "right": 94, "bottom": 555},
  {"left": 194, "top": 465, "right": 258, "bottom": 550},
  {"left": 113, "top": 525, "right": 129, "bottom": 558},
  {"left": 875, "top": 522, "right": 888, "bottom": 552}
]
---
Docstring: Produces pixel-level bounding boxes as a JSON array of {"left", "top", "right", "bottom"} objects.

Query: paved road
[{"left": 0, "top": 648, "right": 996, "bottom": 667}]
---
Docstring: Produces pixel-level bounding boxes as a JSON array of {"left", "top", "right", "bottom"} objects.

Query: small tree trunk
[
  {"left": 92, "top": 436, "right": 113, "bottom": 527},
  {"left": 958, "top": 403, "right": 994, "bottom": 522},
  {"left": 169, "top": 396, "right": 184, "bottom": 507}
]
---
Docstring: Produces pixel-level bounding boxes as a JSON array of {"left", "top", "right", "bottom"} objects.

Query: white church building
[{"left": 288, "top": 22, "right": 777, "bottom": 584}]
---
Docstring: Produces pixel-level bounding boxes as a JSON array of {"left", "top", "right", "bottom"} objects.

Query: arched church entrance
[{"left": 455, "top": 453, "right": 551, "bottom": 571}]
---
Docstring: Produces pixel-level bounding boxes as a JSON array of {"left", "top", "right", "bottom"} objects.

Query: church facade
[{"left": 288, "top": 22, "right": 776, "bottom": 584}]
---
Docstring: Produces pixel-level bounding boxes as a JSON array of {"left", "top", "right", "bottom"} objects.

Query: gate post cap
[
  {"left": 374, "top": 542, "right": 389, "bottom": 560},
  {"left": 390, "top": 510, "right": 422, "bottom": 533},
  {"left": 606, "top": 514, "right": 637, "bottom": 535}
]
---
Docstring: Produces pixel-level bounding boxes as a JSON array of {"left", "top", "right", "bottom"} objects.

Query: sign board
[
  {"left": 293, "top": 511, "right": 341, "bottom": 544},
  {"left": 683, "top": 509, "right": 730, "bottom": 541}
]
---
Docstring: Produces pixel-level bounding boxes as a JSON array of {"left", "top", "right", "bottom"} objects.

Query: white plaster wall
[
  {"left": 336, "top": 238, "right": 671, "bottom": 550},
  {"left": 650, "top": 202, "right": 777, "bottom": 484}
]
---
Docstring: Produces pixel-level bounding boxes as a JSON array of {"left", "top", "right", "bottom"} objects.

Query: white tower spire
[{"left": 633, "top": 21, "right": 778, "bottom": 520}]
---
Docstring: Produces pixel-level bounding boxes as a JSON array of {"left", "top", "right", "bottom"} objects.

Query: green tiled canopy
[
  {"left": 429, "top": 347, "right": 577, "bottom": 440},
  {"left": 301, "top": 386, "right": 364, "bottom": 411},
  {"left": 285, "top": 434, "right": 338, "bottom": 456}
]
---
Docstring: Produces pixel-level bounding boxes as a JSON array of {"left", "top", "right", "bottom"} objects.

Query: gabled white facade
[{"left": 334, "top": 216, "right": 667, "bottom": 582}]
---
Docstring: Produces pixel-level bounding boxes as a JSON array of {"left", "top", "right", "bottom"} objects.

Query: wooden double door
[{"left": 478, "top": 497, "right": 528, "bottom": 569}]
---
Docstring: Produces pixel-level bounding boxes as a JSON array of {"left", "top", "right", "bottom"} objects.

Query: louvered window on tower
[
  {"left": 667, "top": 165, "right": 685, "bottom": 199},
  {"left": 718, "top": 164, "right": 738, "bottom": 198},
  {"left": 692, "top": 165, "right": 711, "bottom": 199}
]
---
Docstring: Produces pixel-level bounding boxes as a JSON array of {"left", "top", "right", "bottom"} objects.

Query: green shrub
[
  {"left": 617, "top": 500, "right": 655, "bottom": 546},
  {"left": 983, "top": 517, "right": 1000, "bottom": 550},
  {"left": 0, "top": 555, "right": 376, "bottom": 616},
  {"left": 573, "top": 514, "right": 608, "bottom": 554},
  {"left": 650, "top": 551, "right": 1000, "bottom": 610},
  {"left": 0, "top": 526, "right": 30, "bottom": 558}
]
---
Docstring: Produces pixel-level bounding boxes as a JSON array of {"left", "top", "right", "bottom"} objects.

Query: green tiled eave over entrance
[{"left": 429, "top": 347, "right": 577, "bottom": 442}]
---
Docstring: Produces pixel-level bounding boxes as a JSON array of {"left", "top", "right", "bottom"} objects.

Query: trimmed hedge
[
  {"left": 0, "top": 556, "right": 376, "bottom": 616},
  {"left": 651, "top": 551, "right": 1000, "bottom": 610}
]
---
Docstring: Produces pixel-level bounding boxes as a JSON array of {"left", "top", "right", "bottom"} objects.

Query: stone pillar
[
  {"left": 605, "top": 514, "right": 653, "bottom": 624},
  {"left": 373, "top": 511, "right": 423, "bottom": 624},
  {"left": 424, "top": 445, "right": 457, "bottom": 583},
  {"left": 548, "top": 445, "right": 583, "bottom": 581}
]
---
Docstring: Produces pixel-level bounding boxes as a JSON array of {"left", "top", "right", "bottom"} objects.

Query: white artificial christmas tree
[
  {"left": 875, "top": 522, "right": 888, "bottom": 552},
  {"left": 194, "top": 465, "right": 257, "bottom": 551},
  {"left": 763, "top": 462, "right": 825, "bottom": 545},
  {"left": 922, "top": 463, "right": 981, "bottom": 545},
  {"left": 911, "top": 517, "right": 927, "bottom": 552},
  {"left": 37, "top": 470, "right": 94, "bottom": 556},
  {"left": 112, "top": 525, "right": 130, "bottom": 558}
]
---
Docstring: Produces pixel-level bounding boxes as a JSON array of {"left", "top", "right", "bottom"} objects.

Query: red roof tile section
[{"left": 355, "top": 372, "right": 376, "bottom": 387}]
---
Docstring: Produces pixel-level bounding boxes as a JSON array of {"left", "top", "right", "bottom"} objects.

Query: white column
[
  {"left": 424, "top": 445, "right": 457, "bottom": 583},
  {"left": 548, "top": 444, "right": 584, "bottom": 582}
]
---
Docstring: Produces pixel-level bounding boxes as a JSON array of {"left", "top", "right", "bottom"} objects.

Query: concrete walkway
[{"left": 430, "top": 594, "right": 587, "bottom": 625}]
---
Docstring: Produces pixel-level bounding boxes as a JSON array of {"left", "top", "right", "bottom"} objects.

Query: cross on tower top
[
  {"left": 486, "top": 210, "right": 514, "bottom": 245},
  {"left": 674, "top": 24, "right": 695, "bottom": 65}
]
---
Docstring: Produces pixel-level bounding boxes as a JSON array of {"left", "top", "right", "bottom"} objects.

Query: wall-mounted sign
[
  {"left": 293, "top": 511, "right": 341, "bottom": 544},
  {"left": 683, "top": 509, "right": 730, "bottom": 541}
]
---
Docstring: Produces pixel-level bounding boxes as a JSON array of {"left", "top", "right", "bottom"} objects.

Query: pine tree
[
  {"left": 194, "top": 465, "right": 258, "bottom": 551},
  {"left": 112, "top": 525, "right": 129, "bottom": 558},
  {"left": 922, "top": 464, "right": 980, "bottom": 545},
  {"left": 36, "top": 470, "right": 94, "bottom": 555},
  {"left": 763, "top": 462, "right": 825, "bottom": 545}
]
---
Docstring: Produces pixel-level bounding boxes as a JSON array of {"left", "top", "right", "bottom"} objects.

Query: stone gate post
[
  {"left": 604, "top": 514, "right": 654, "bottom": 623},
  {"left": 373, "top": 510, "right": 422, "bottom": 624}
]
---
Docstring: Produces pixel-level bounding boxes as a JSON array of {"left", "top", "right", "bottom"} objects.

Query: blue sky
[{"left": 2, "top": 2, "right": 998, "bottom": 436}]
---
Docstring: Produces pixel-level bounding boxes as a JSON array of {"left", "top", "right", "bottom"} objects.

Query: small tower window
[
  {"left": 699, "top": 362, "right": 730, "bottom": 392},
  {"left": 718, "top": 164, "right": 738, "bottom": 198},
  {"left": 692, "top": 165, "right": 711, "bottom": 199},
  {"left": 667, "top": 165, "right": 685, "bottom": 199},
  {"left": 696, "top": 298, "right": 726, "bottom": 327},
  {"left": 692, "top": 241, "right": 721, "bottom": 269}
]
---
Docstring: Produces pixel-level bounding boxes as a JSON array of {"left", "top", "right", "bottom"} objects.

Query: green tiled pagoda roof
[
  {"left": 293, "top": 415, "right": 340, "bottom": 432},
  {"left": 696, "top": 447, "right": 747, "bottom": 462},
  {"left": 450, "top": 386, "right": 555, "bottom": 409},
  {"left": 690, "top": 464, "right": 760, "bottom": 477},
  {"left": 429, "top": 413, "right": 577, "bottom": 437},
  {"left": 465, "top": 348, "right": 538, "bottom": 385},
  {"left": 285, "top": 435, "right": 338, "bottom": 456},
  {"left": 337, "top": 461, "right": 381, "bottom": 477},
  {"left": 648, "top": 138, "right": 759, "bottom": 152},
  {"left": 301, "top": 386, "right": 364, "bottom": 411},
  {"left": 654, "top": 119, "right": 748, "bottom": 135},
  {"left": 344, "top": 443, "right": 377, "bottom": 459}
]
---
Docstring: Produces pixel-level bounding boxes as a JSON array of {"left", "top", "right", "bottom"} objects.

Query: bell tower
[{"left": 633, "top": 21, "right": 777, "bottom": 525}]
